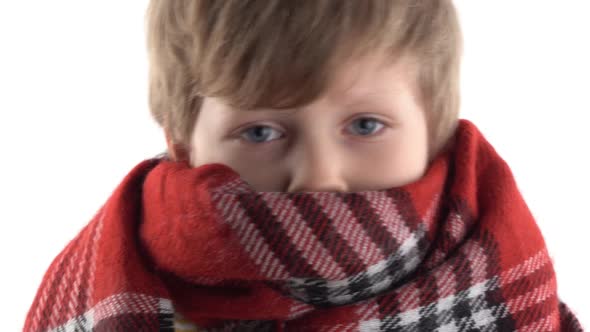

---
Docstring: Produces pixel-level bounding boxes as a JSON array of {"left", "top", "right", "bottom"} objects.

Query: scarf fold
[{"left": 25, "top": 120, "right": 582, "bottom": 331}]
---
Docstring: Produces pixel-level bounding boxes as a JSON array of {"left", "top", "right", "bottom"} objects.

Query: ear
[{"left": 165, "top": 131, "right": 190, "bottom": 162}]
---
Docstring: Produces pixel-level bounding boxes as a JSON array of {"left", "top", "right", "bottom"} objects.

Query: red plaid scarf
[{"left": 25, "top": 120, "right": 582, "bottom": 331}]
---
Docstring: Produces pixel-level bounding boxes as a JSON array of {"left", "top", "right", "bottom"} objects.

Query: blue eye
[
  {"left": 348, "top": 118, "right": 385, "bottom": 136},
  {"left": 241, "top": 125, "right": 283, "bottom": 143}
]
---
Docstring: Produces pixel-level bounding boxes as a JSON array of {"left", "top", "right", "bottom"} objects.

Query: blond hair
[{"left": 146, "top": 0, "right": 462, "bottom": 156}]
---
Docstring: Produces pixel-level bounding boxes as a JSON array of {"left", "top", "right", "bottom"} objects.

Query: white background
[{"left": 0, "top": 1, "right": 588, "bottom": 330}]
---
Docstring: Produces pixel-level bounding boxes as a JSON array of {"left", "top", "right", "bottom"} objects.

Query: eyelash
[
  {"left": 238, "top": 117, "right": 387, "bottom": 144},
  {"left": 240, "top": 125, "right": 284, "bottom": 144}
]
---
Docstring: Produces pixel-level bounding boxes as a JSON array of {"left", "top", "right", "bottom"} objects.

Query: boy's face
[{"left": 189, "top": 54, "right": 429, "bottom": 192}]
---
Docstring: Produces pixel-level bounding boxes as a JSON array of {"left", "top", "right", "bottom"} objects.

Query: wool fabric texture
[{"left": 24, "top": 120, "right": 582, "bottom": 331}]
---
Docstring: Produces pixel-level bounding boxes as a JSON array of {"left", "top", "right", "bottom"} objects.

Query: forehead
[
  {"left": 210, "top": 52, "right": 419, "bottom": 114},
  {"left": 325, "top": 53, "right": 419, "bottom": 106}
]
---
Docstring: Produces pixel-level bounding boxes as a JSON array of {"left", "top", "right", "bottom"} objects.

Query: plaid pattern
[
  {"left": 211, "top": 183, "right": 434, "bottom": 307},
  {"left": 24, "top": 120, "right": 582, "bottom": 332},
  {"left": 49, "top": 294, "right": 175, "bottom": 332}
]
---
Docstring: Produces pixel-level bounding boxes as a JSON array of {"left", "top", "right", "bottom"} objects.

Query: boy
[{"left": 25, "top": 1, "right": 582, "bottom": 331}]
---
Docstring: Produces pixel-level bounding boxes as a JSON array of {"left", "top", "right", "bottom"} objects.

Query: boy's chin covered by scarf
[{"left": 24, "top": 120, "right": 582, "bottom": 331}]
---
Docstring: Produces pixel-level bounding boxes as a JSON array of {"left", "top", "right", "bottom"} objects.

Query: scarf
[{"left": 24, "top": 119, "right": 582, "bottom": 332}]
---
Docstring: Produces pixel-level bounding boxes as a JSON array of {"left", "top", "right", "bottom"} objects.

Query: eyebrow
[
  {"left": 340, "top": 91, "right": 394, "bottom": 109},
  {"left": 226, "top": 105, "right": 301, "bottom": 119},
  {"left": 226, "top": 90, "right": 396, "bottom": 115}
]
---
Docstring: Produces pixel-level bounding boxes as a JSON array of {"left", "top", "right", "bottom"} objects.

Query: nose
[{"left": 286, "top": 140, "right": 348, "bottom": 193}]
